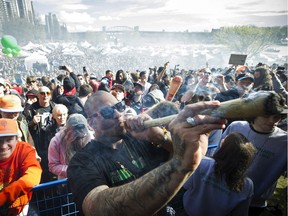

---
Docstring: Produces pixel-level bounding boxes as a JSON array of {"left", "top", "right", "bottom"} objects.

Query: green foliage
[
  {"left": 268, "top": 176, "right": 287, "bottom": 215},
  {"left": 213, "top": 26, "right": 279, "bottom": 57},
  {"left": 271, "top": 26, "right": 288, "bottom": 42}
]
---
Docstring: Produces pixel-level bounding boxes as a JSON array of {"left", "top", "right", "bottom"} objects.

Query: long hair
[
  {"left": 115, "top": 70, "right": 127, "bottom": 84},
  {"left": 213, "top": 132, "right": 256, "bottom": 192},
  {"left": 253, "top": 67, "right": 273, "bottom": 91}
]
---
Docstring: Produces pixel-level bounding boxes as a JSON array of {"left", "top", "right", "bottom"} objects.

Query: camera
[
  {"left": 58, "top": 66, "right": 66, "bottom": 70},
  {"left": 83, "top": 66, "right": 87, "bottom": 72},
  {"left": 277, "top": 66, "right": 285, "bottom": 71}
]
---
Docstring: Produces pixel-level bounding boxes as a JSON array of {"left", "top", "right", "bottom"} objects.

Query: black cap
[
  {"left": 236, "top": 73, "right": 254, "bottom": 82},
  {"left": 63, "top": 77, "right": 75, "bottom": 92},
  {"left": 26, "top": 89, "right": 38, "bottom": 98}
]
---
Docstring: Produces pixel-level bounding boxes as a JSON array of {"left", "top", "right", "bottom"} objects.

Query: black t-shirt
[{"left": 67, "top": 134, "right": 170, "bottom": 213}]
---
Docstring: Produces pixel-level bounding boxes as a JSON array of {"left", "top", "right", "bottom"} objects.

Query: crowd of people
[{"left": 0, "top": 60, "right": 287, "bottom": 216}]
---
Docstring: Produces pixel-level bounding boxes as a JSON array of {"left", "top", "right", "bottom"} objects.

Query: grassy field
[{"left": 267, "top": 176, "right": 287, "bottom": 216}]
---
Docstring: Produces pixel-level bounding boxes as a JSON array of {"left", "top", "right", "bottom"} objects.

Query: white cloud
[
  {"left": 33, "top": 0, "right": 288, "bottom": 32},
  {"left": 58, "top": 11, "right": 96, "bottom": 24},
  {"left": 61, "top": 4, "right": 89, "bottom": 11},
  {"left": 99, "top": 16, "right": 120, "bottom": 21}
]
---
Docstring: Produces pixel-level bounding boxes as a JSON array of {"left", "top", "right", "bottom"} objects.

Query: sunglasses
[
  {"left": 40, "top": 92, "right": 51, "bottom": 96},
  {"left": 28, "top": 80, "right": 37, "bottom": 84},
  {"left": 99, "top": 100, "right": 126, "bottom": 119}
]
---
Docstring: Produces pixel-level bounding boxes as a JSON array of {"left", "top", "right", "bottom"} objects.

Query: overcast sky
[{"left": 33, "top": 0, "right": 288, "bottom": 32}]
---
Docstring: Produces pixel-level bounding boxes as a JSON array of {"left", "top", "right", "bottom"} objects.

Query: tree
[{"left": 213, "top": 26, "right": 277, "bottom": 57}]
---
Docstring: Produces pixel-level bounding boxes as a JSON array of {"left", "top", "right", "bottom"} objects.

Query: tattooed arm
[{"left": 82, "top": 101, "right": 226, "bottom": 216}]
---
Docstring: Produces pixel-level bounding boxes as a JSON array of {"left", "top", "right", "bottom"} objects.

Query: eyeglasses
[
  {"left": 28, "top": 80, "right": 36, "bottom": 84},
  {"left": 40, "top": 92, "right": 51, "bottom": 96},
  {"left": 91, "top": 100, "right": 126, "bottom": 119}
]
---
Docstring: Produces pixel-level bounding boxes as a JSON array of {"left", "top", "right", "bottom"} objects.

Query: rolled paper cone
[
  {"left": 200, "top": 91, "right": 283, "bottom": 118},
  {"left": 143, "top": 91, "right": 284, "bottom": 128},
  {"left": 165, "top": 76, "right": 183, "bottom": 101},
  {"left": 143, "top": 114, "right": 177, "bottom": 128}
]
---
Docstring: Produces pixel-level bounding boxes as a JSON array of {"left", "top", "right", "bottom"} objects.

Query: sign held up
[{"left": 228, "top": 54, "right": 247, "bottom": 66}]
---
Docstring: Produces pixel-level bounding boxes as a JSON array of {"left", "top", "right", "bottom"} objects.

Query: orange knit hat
[{"left": 0, "top": 118, "right": 19, "bottom": 137}]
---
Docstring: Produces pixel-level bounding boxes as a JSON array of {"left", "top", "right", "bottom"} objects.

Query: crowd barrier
[
  {"left": 27, "top": 178, "right": 79, "bottom": 216},
  {"left": 15, "top": 145, "right": 218, "bottom": 216}
]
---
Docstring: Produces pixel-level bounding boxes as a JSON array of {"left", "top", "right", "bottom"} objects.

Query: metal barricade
[
  {"left": 25, "top": 145, "right": 218, "bottom": 216},
  {"left": 28, "top": 178, "right": 79, "bottom": 216}
]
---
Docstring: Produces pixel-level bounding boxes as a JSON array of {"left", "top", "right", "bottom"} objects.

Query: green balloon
[
  {"left": 14, "top": 45, "right": 21, "bottom": 52},
  {"left": 6, "top": 47, "right": 12, "bottom": 54},
  {"left": 1, "top": 35, "right": 18, "bottom": 49},
  {"left": 12, "top": 49, "right": 19, "bottom": 56},
  {"left": 2, "top": 48, "right": 8, "bottom": 54}
]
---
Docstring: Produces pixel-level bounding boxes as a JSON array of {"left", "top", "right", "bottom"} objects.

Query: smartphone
[
  {"left": 59, "top": 66, "right": 66, "bottom": 70},
  {"left": 83, "top": 66, "right": 87, "bottom": 72}
]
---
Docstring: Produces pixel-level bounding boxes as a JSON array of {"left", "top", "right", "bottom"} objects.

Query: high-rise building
[
  {"left": 0, "top": 0, "right": 4, "bottom": 33},
  {"left": 45, "top": 13, "right": 67, "bottom": 40},
  {"left": 0, "top": 0, "right": 18, "bottom": 21},
  {"left": 0, "top": 0, "right": 35, "bottom": 31},
  {"left": 15, "top": 0, "right": 35, "bottom": 24},
  {"left": 0, "top": 0, "right": 17, "bottom": 33},
  {"left": 45, "top": 13, "right": 61, "bottom": 40},
  {"left": 1, "top": 0, "right": 66, "bottom": 40}
]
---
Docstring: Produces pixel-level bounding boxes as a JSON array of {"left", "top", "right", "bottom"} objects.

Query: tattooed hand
[{"left": 168, "top": 101, "right": 226, "bottom": 171}]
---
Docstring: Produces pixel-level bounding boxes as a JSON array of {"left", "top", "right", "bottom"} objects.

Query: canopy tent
[
  {"left": 24, "top": 52, "right": 49, "bottom": 70},
  {"left": 62, "top": 47, "right": 85, "bottom": 56},
  {"left": 22, "top": 41, "right": 40, "bottom": 50}
]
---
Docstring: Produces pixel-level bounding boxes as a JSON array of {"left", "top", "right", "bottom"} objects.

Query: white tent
[
  {"left": 24, "top": 52, "right": 49, "bottom": 70},
  {"left": 80, "top": 41, "right": 92, "bottom": 48},
  {"left": 22, "top": 41, "right": 39, "bottom": 50},
  {"left": 62, "top": 47, "right": 85, "bottom": 56}
]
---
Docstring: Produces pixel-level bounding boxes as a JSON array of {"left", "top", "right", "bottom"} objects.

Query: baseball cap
[
  {"left": 236, "top": 73, "right": 254, "bottom": 82},
  {"left": 66, "top": 114, "right": 89, "bottom": 137},
  {"left": 143, "top": 89, "right": 165, "bottom": 108},
  {"left": 26, "top": 89, "right": 38, "bottom": 98},
  {"left": 0, "top": 118, "right": 19, "bottom": 137},
  {"left": 66, "top": 114, "right": 87, "bottom": 127},
  {"left": 0, "top": 94, "right": 24, "bottom": 112},
  {"left": 63, "top": 77, "right": 76, "bottom": 96}
]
